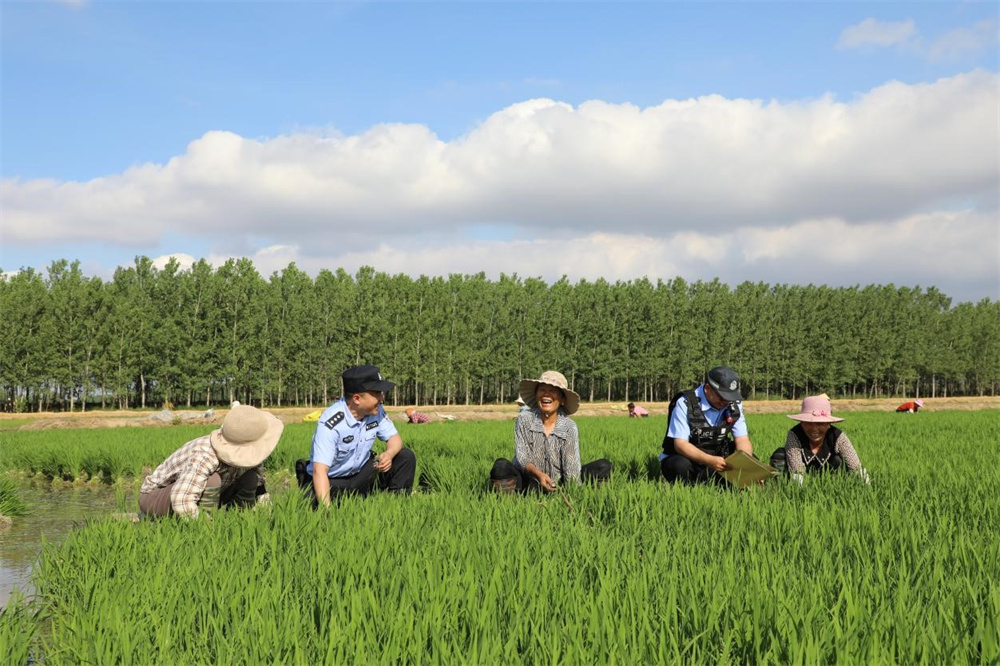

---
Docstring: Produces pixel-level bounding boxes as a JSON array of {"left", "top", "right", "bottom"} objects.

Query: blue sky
[{"left": 2, "top": 1, "right": 998, "bottom": 301}]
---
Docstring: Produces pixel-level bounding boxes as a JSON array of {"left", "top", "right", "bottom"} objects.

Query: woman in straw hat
[
  {"left": 139, "top": 405, "right": 284, "bottom": 518},
  {"left": 770, "top": 395, "right": 869, "bottom": 485},
  {"left": 490, "top": 370, "right": 612, "bottom": 493},
  {"left": 895, "top": 399, "right": 924, "bottom": 413}
]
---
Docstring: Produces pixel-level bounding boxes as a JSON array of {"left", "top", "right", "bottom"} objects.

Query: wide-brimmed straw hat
[
  {"left": 519, "top": 370, "right": 581, "bottom": 415},
  {"left": 787, "top": 395, "right": 844, "bottom": 424},
  {"left": 210, "top": 405, "right": 284, "bottom": 467}
]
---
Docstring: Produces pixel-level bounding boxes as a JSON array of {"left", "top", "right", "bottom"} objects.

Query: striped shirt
[
  {"left": 783, "top": 428, "right": 865, "bottom": 479},
  {"left": 139, "top": 435, "right": 265, "bottom": 518},
  {"left": 513, "top": 408, "right": 582, "bottom": 484}
]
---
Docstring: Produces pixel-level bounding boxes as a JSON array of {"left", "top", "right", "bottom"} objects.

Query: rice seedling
[
  {"left": 0, "top": 592, "right": 39, "bottom": 665},
  {"left": 0, "top": 475, "right": 29, "bottom": 517},
  {"left": 5, "top": 410, "right": 999, "bottom": 664}
]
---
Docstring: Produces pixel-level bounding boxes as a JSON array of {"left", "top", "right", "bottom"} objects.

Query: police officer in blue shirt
[
  {"left": 302, "top": 365, "right": 416, "bottom": 505},
  {"left": 659, "top": 366, "right": 755, "bottom": 484}
]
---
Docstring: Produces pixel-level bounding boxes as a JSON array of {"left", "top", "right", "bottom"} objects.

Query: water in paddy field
[{"left": 0, "top": 484, "right": 121, "bottom": 608}]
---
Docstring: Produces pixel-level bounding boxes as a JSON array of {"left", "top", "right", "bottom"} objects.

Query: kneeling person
[
  {"left": 660, "top": 366, "right": 754, "bottom": 485},
  {"left": 490, "top": 370, "right": 612, "bottom": 493},
  {"left": 305, "top": 365, "right": 416, "bottom": 506},
  {"left": 139, "top": 405, "right": 284, "bottom": 519},
  {"left": 771, "top": 395, "right": 869, "bottom": 484}
]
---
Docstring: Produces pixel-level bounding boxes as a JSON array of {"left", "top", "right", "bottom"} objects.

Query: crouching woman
[
  {"left": 139, "top": 405, "right": 284, "bottom": 518},
  {"left": 770, "top": 395, "right": 869, "bottom": 485},
  {"left": 490, "top": 370, "right": 612, "bottom": 493}
]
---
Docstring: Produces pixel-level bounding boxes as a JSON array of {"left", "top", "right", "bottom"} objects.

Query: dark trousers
[
  {"left": 660, "top": 455, "right": 724, "bottom": 485},
  {"left": 296, "top": 448, "right": 417, "bottom": 501},
  {"left": 489, "top": 458, "right": 612, "bottom": 492},
  {"left": 139, "top": 470, "right": 262, "bottom": 517}
]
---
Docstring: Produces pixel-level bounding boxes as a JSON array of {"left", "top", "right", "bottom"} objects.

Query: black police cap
[
  {"left": 706, "top": 366, "right": 742, "bottom": 402},
  {"left": 342, "top": 365, "right": 396, "bottom": 395}
]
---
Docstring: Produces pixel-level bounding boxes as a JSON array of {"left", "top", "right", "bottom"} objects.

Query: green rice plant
[
  {"left": 0, "top": 592, "right": 39, "bottom": 665},
  {"left": 7, "top": 410, "right": 1000, "bottom": 665},
  {"left": 0, "top": 475, "right": 29, "bottom": 517}
]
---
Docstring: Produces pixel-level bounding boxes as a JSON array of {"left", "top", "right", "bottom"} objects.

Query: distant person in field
[
  {"left": 770, "top": 395, "right": 869, "bottom": 484},
  {"left": 660, "top": 366, "right": 754, "bottom": 485},
  {"left": 404, "top": 408, "right": 431, "bottom": 424},
  {"left": 515, "top": 396, "right": 530, "bottom": 413},
  {"left": 628, "top": 402, "right": 649, "bottom": 418},
  {"left": 139, "top": 405, "right": 283, "bottom": 519},
  {"left": 490, "top": 370, "right": 612, "bottom": 493},
  {"left": 297, "top": 365, "right": 416, "bottom": 506},
  {"left": 896, "top": 399, "right": 924, "bottom": 413}
]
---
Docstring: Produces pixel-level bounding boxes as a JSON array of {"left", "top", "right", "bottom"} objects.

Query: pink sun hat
[
  {"left": 915, "top": 399, "right": 924, "bottom": 407},
  {"left": 787, "top": 395, "right": 844, "bottom": 424}
]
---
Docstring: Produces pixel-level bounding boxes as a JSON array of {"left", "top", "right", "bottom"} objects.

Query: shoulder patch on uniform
[
  {"left": 342, "top": 435, "right": 354, "bottom": 443},
  {"left": 323, "top": 412, "right": 345, "bottom": 430},
  {"left": 365, "top": 420, "right": 379, "bottom": 431}
]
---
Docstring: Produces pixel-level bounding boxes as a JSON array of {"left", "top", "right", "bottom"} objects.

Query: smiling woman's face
[
  {"left": 535, "top": 383, "right": 564, "bottom": 417},
  {"left": 801, "top": 420, "right": 831, "bottom": 445}
]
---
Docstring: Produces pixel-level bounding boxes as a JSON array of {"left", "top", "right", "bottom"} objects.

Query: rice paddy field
[{"left": 1, "top": 410, "right": 998, "bottom": 665}]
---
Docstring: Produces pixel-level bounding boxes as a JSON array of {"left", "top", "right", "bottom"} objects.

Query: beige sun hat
[
  {"left": 519, "top": 370, "right": 581, "bottom": 415},
  {"left": 210, "top": 405, "right": 284, "bottom": 467}
]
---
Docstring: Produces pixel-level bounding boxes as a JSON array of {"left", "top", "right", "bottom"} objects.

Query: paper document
[{"left": 720, "top": 451, "right": 778, "bottom": 488}]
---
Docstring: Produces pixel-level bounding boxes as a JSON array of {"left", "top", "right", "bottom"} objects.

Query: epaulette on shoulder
[{"left": 323, "top": 411, "right": 345, "bottom": 430}]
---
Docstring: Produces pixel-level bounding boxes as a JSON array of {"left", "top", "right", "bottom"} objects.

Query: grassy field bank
[
  {"left": 1, "top": 411, "right": 998, "bottom": 664},
  {"left": 2, "top": 395, "right": 997, "bottom": 432}
]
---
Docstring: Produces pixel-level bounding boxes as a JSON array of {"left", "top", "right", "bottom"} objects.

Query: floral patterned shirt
[{"left": 784, "top": 427, "right": 866, "bottom": 481}]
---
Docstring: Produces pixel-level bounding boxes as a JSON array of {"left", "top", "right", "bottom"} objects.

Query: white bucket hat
[
  {"left": 519, "top": 370, "right": 581, "bottom": 416},
  {"left": 210, "top": 405, "right": 284, "bottom": 467}
]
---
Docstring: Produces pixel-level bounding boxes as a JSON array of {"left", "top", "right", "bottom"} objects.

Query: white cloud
[
  {"left": 4, "top": 71, "right": 996, "bottom": 243},
  {"left": 137, "top": 207, "right": 995, "bottom": 302},
  {"left": 4, "top": 72, "right": 998, "bottom": 301},
  {"left": 837, "top": 18, "right": 919, "bottom": 50},
  {"left": 151, "top": 253, "right": 197, "bottom": 271},
  {"left": 838, "top": 17, "right": 998, "bottom": 62},
  {"left": 927, "top": 20, "right": 999, "bottom": 62}
]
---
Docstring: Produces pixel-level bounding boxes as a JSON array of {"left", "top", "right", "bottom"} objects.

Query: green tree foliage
[
  {"left": 0, "top": 268, "right": 52, "bottom": 410},
  {"left": 0, "top": 257, "right": 996, "bottom": 410}
]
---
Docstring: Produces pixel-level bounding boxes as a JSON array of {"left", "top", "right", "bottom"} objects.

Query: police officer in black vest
[{"left": 660, "top": 366, "right": 755, "bottom": 484}]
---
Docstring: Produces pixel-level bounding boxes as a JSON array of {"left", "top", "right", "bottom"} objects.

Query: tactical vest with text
[{"left": 661, "top": 389, "right": 740, "bottom": 458}]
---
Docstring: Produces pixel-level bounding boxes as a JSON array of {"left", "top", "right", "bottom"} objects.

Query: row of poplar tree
[{"left": 1, "top": 257, "right": 997, "bottom": 412}]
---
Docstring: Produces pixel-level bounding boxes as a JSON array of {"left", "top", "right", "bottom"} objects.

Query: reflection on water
[{"left": 0, "top": 484, "right": 122, "bottom": 608}]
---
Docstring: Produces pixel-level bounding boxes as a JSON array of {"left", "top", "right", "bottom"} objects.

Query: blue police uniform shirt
[
  {"left": 307, "top": 398, "right": 399, "bottom": 478},
  {"left": 659, "top": 384, "right": 748, "bottom": 460}
]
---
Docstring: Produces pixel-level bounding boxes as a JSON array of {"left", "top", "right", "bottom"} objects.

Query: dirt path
[{"left": 1, "top": 396, "right": 996, "bottom": 430}]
